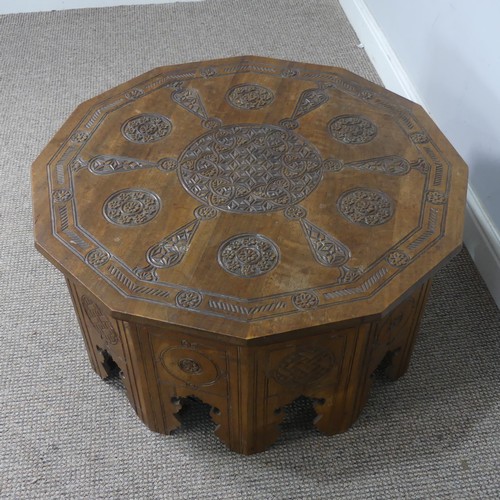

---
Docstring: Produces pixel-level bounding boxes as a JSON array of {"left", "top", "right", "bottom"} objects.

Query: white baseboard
[
  {"left": 339, "top": 0, "right": 500, "bottom": 308},
  {"left": 0, "top": 0, "right": 202, "bottom": 15}
]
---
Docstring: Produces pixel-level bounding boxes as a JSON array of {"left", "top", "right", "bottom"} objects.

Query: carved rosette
[
  {"left": 175, "top": 290, "right": 203, "bottom": 309},
  {"left": 337, "top": 188, "right": 394, "bottom": 226},
  {"left": 156, "top": 157, "right": 178, "bottom": 172},
  {"left": 323, "top": 158, "right": 344, "bottom": 172},
  {"left": 410, "top": 131, "right": 430, "bottom": 144},
  {"left": 194, "top": 206, "right": 218, "bottom": 220},
  {"left": 386, "top": 250, "right": 410, "bottom": 267},
  {"left": 218, "top": 234, "right": 280, "bottom": 278},
  {"left": 121, "top": 113, "right": 172, "bottom": 143},
  {"left": 226, "top": 84, "right": 275, "bottom": 110},
  {"left": 292, "top": 291, "right": 319, "bottom": 310},
  {"left": 103, "top": 189, "right": 161, "bottom": 226},
  {"left": 328, "top": 115, "right": 377, "bottom": 144},
  {"left": 159, "top": 346, "right": 219, "bottom": 387},
  {"left": 284, "top": 205, "right": 307, "bottom": 220},
  {"left": 52, "top": 189, "right": 73, "bottom": 203},
  {"left": 70, "top": 131, "right": 89, "bottom": 143},
  {"left": 426, "top": 191, "right": 447, "bottom": 204},
  {"left": 178, "top": 124, "right": 323, "bottom": 213},
  {"left": 273, "top": 347, "right": 334, "bottom": 386},
  {"left": 85, "top": 248, "right": 110, "bottom": 267},
  {"left": 125, "top": 88, "right": 145, "bottom": 100}
]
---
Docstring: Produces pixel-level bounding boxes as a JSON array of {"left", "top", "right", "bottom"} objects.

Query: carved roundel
[
  {"left": 159, "top": 347, "right": 219, "bottom": 386},
  {"left": 328, "top": 115, "right": 377, "bottom": 144},
  {"left": 226, "top": 84, "right": 275, "bottom": 110},
  {"left": 337, "top": 188, "right": 394, "bottom": 226},
  {"left": 121, "top": 113, "right": 172, "bottom": 143},
  {"left": 103, "top": 189, "right": 161, "bottom": 226},
  {"left": 178, "top": 124, "right": 323, "bottom": 213},
  {"left": 273, "top": 347, "right": 334, "bottom": 386},
  {"left": 218, "top": 233, "right": 280, "bottom": 278}
]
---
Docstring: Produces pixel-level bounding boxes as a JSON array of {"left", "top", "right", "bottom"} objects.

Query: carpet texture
[{"left": 1, "top": 1, "right": 499, "bottom": 498}]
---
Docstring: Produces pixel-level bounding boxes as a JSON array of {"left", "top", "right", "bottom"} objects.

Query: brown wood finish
[{"left": 32, "top": 56, "right": 467, "bottom": 454}]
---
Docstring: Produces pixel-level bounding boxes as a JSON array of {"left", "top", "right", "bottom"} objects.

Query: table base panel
[{"left": 66, "top": 279, "right": 431, "bottom": 455}]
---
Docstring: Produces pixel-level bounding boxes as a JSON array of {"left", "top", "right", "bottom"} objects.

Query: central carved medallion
[{"left": 178, "top": 124, "right": 323, "bottom": 213}]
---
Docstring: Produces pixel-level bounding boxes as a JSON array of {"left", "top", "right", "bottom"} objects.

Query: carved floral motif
[
  {"left": 338, "top": 188, "right": 394, "bottom": 226},
  {"left": 103, "top": 189, "right": 161, "bottom": 226},
  {"left": 386, "top": 250, "right": 410, "bottom": 267},
  {"left": 218, "top": 234, "right": 280, "bottom": 278},
  {"left": 226, "top": 84, "right": 275, "bottom": 110},
  {"left": 328, "top": 115, "right": 377, "bottom": 144},
  {"left": 121, "top": 113, "right": 172, "bottom": 143},
  {"left": 175, "top": 290, "right": 203, "bottom": 308},
  {"left": 292, "top": 291, "right": 319, "bottom": 310}
]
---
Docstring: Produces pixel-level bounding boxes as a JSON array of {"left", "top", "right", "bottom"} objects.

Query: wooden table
[{"left": 32, "top": 56, "right": 468, "bottom": 454}]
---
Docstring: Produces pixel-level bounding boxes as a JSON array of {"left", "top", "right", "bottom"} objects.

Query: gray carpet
[{"left": 1, "top": 1, "right": 499, "bottom": 498}]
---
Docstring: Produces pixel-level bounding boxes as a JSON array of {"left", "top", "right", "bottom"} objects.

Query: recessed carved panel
[
  {"left": 178, "top": 124, "right": 323, "bottom": 213},
  {"left": 226, "top": 84, "right": 275, "bottom": 110},
  {"left": 273, "top": 347, "right": 334, "bottom": 386},
  {"left": 328, "top": 115, "right": 377, "bottom": 144},
  {"left": 81, "top": 295, "right": 119, "bottom": 345},
  {"left": 103, "top": 189, "right": 161, "bottom": 226},
  {"left": 337, "top": 188, "right": 394, "bottom": 226},
  {"left": 218, "top": 233, "right": 280, "bottom": 278},
  {"left": 121, "top": 113, "right": 172, "bottom": 143}
]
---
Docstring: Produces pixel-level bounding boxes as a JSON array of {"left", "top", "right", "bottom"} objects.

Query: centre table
[{"left": 32, "top": 56, "right": 468, "bottom": 454}]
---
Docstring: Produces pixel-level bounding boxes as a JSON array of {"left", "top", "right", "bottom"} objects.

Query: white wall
[
  {"left": 0, "top": 0, "right": 201, "bottom": 15},
  {"left": 340, "top": 0, "right": 500, "bottom": 307},
  {"left": 363, "top": 0, "right": 500, "bottom": 228}
]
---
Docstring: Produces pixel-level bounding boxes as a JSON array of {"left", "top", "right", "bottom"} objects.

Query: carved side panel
[
  {"left": 255, "top": 324, "right": 373, "bottom": 439},
  {"left": 368, "top": 280, "right": 432, "bottom": 378},
  {"left": 65, "top": 279, "right": 143, "bottom": 419},
  {"left": 139, "top": 326, "right": 234, "bottom": 443}
]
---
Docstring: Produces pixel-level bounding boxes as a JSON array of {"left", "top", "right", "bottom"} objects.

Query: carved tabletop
[{"left": 32, "top": 56, "right": 468, "bottom": 454}]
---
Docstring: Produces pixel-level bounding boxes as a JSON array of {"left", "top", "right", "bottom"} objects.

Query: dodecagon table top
[{"left": 32, "top": 56, "right": 468, "bottom": 339}]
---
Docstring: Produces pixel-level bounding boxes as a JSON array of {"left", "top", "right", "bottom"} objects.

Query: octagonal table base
[{"left": 66, "top": 278, "right": 431, "bottom": 455}]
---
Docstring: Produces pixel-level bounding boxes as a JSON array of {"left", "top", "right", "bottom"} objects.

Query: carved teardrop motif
[{"left": 300, "top": 219, "right": 351, "bottom": 266}]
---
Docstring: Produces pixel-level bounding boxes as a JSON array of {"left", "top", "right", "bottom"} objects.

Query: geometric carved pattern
[
  {"left": 273, "top": 347, "right": 334, "bottom": 386},
  {"left": 178, "top": 124, "right": 323, "bottom": 213},
  {"left": 121, "top": 113, "right": 172, "bottom": 143},
  {"left": 81, "top": 295, "right": 119, "bottom": 345},
  {"left": 337, "top": 188, "right": 394, "bottom": 226},
  {"left": 88, "top": 155, "right": 156, "bottom": 174},
  {"left": 217, "top": 233, "right": 280, "bottom": 278},
  {"left": 328, "top": 115, "right": 377, "bottom": 144},
  {"left": 103, "top": 189, "right": 161, "bottom": 226},
  {"left": 226, "top": 84, "right": 275, "bottom": 110}
]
